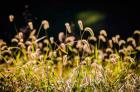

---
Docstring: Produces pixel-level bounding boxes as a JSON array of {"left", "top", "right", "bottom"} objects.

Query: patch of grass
[{"left": 0, "top": 18, "right": 140, "bottom": 91}]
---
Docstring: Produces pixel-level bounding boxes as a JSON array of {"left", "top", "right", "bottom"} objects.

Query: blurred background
[{"left": 0, "top": 0, "right": 140, "bottom": 42}]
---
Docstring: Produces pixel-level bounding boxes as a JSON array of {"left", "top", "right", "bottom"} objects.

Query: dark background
[{"left": 0, "top": 0, "right": 140, "bottom": 42}]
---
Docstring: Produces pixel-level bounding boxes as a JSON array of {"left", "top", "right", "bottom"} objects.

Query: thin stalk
[{"left": 37, "top": 24, "right": 43, "bottom": 38}]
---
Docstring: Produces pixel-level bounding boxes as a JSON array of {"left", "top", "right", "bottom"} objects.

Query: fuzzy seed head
[
  {"left": 43, "top": 39, "right": 49, "bottom": 45},
  {"left": 78, "top": 20, "right": 83, "bottom": 30},
  {"left": 25, "top": 41, "right": 32, "bottom": 45},
  {"left": 9, "top": 15, "right": 14, "bottom": 22},
  {"left": 134, "top": 30, "right": 140, "bottom": 35},
  {"left": 127, "top": 37, "right": 135, "bottom": 43},
  {"left": 50, "top": 37, "right": 54, "bottom": 44},
  {"left": 38, "top": 42, "right": 43, "bottom": 49},
  {"left": 83, "top": 44, "right": 91, "bottom": 54},
  {"left": 18, "top": 32, "right": 23, "bottom": 38},
  {"left": 127, "top": 45, "right": 134, "bottom": 52},
  {"left": 65, "top": 22, "right": 71, "bottom": 33},
  {"left": 11, "top": 38, "right": 18, "bottom": 43},
  {"left": 115, "top": 35, "right": 120, "bottom": 40},
  {"left": 118, "top": 40, "right": 126, "bottom": 46},
  {"left": 65, "top": 36, "right": 75, "bottom": 46},
  {"left": 76, "top": 40, "right": 83, "bottom": 49},
  {"left": 106, "top": 48, "right": 113, "bottom": 53},
  {"left": 1, "top": 45, "right": 7, "bottom": 50},
  {"left": 84, "top": 27, "right": 94, "bottom": 36},
  {"left": 124, "top": 56, "right": 135, "bottom": 62},
  {"left": 112, "top": 36, "right": 116, "bottom": 43},
  {"left": 99, "top": 35, "right": 106, "bottom": 42},
  {"left": 127, "top": 37, "right": 136, "bottom": 47},
  {"left": 29, "top": 29, "right": 36, "bottom": 38},
  {"left": 42, "top": 20, "right": 49, "bottom": 30},
  {"left": 60, "top": 43, "right": 66, "bottom": 50},
  {"left": 119, "top": 49, "right": 125, "bottom": 54},
  {"left": 28, "top": 21, "right": 33, "bottom": 30},
  {"left": 100, "top": 30, "right": 107, "bottom": 37},
  {"left": 88, "top": 36, "right": 97, "bottom": 41},
  {"left": 58, "top": 32, "right": 65, "bottom": 42}
]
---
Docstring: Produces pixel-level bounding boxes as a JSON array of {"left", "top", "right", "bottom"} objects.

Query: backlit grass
[{"left": 0, "top": 17, "right": 140, "bottom": 92}]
